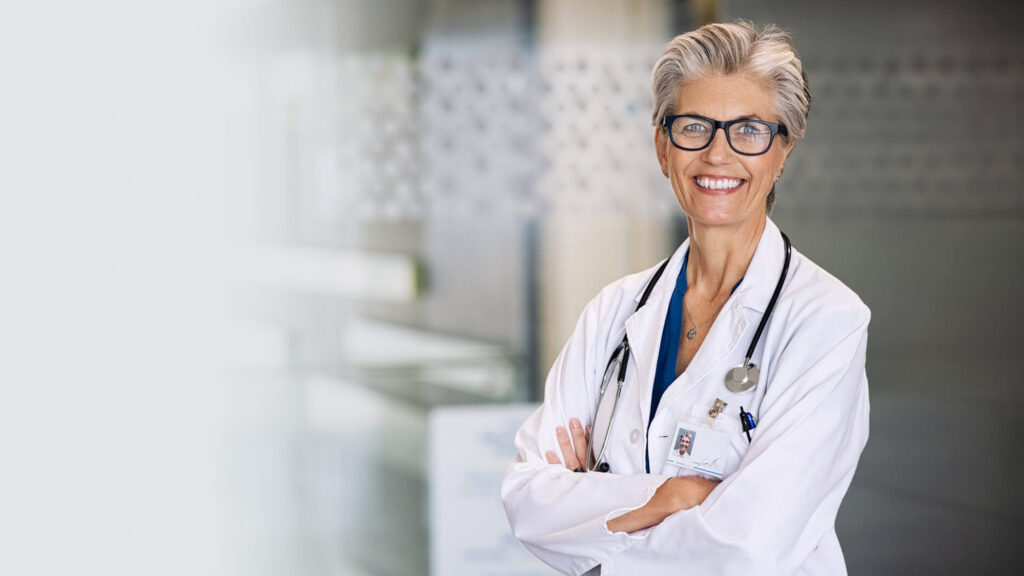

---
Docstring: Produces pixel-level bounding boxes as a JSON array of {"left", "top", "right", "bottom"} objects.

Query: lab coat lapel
[
  {"left": 654, "top": 303, "right": 749, "bottom": 417},
  {"left": 645, "top": 217, "right": 785, "bottom": 424},
  {"left": 624, "top": 239, "right": 689, "bottom": 433}
]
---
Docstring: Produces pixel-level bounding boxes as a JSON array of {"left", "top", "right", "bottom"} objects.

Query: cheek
[
  {"left": 744, "top": 159, "right": 772, "bottom": 180},
  {"left": 744, "top": 161, "right": 780, "bottom": 192},
  {"left": 669, "top": 158, "right": 695, "bottom": 181}
]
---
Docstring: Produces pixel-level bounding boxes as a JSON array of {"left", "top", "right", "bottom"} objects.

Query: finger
[
  {"left": 569, "top": 418, "right": 588, "bottom": 468},
  {"left": 545, "top": 450, "right": 560, "bottom": 465},
  {"left": 556, "top": 426, "right": 581, "bottom": 470}
]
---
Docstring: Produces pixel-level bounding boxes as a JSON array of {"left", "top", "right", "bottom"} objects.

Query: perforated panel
[
  {"left": 337, "top": 54, "right": 421, "bottom": 221},
  {"left": 335, "top": 49, "right": 675, "bottom": 221},
  {"left": 530, "top": 50, "right": 671, "bottom": 215},
  {"left": 333, "top": 44, "right": 1024, "bottom": 221},
  {"left": 785, "top": 51, "right": 1024, "bottom": 216},
  {"left": 418, "top": 52, "right": 540, "bottom": 219}
]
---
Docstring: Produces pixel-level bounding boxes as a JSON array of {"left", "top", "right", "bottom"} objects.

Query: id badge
[{"left": 664, "top": 404, "right": 738, "bottom": 479}]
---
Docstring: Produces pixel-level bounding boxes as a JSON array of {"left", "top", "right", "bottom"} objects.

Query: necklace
[{"left": 683, "top": 294, "right": 728, "bottom": 340}]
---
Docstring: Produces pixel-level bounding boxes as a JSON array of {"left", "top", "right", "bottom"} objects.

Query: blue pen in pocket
[{"left": 739, "top": 406, "right": 757, "bottom": 443}]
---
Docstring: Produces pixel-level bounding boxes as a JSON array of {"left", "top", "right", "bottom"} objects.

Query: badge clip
[{"left": 708, "top": 398, "right": 728, "bottom": 419}]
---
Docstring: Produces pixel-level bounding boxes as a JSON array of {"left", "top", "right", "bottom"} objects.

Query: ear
[
  {"left": 655, "top": 128, "right": 669, "bottom": 177},
  {"left": 779, "top": 139, "right": 796, "bottom": 173}
]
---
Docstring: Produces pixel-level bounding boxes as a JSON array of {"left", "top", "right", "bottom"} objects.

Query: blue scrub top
[{"left": 645, "top": 250, "right": 743, "bottom": 473}]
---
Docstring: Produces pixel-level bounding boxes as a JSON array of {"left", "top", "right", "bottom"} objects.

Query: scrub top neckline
[{"left": 645, "top": 248, "right": 743, "bottom": 473}]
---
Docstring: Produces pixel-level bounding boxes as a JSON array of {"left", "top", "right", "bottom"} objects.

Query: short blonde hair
[{"left": 651, "top": 20, "right": 811, "bottom": 210}]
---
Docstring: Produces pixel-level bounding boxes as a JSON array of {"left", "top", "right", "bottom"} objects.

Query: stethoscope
[{"left": 585, "top": 230, "right": 792, "bottom": 473}]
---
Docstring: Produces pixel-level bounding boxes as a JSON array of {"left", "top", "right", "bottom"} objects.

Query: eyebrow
[{"left": 680, "top": 112, "right": 766, "bottom": 121}]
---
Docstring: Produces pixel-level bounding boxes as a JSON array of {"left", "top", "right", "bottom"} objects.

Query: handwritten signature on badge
[{"left": 692, "top": 456, "right": 721, "bottom": 469}]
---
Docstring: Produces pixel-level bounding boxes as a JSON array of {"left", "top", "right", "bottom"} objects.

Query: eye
[
  {"left": 681, "top": 122, "right": 707, "bottom": 133},
  {"left": 734, "top": 122, "right": 769, "bottom": 136}
]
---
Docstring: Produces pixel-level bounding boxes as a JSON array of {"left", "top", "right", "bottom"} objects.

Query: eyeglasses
[{"left": 662, "top": 114, "right": 788, "bottom": 156}]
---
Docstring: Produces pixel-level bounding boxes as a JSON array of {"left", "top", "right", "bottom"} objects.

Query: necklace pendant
[{"left": 687, "top": 326, "right": 697, "bottom": 340}]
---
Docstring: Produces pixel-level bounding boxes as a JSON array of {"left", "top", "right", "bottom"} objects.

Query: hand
[
  {"left": 544, "top": 417, "right": 592, "bottom": 471},
  {"left": 606, "top": 475, "right": 721, "bottom": 534}
]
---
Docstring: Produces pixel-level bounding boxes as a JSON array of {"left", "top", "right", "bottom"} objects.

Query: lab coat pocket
[
  {"left": 663, "top": 405, "right": 744, "bottom": 480},
  {"left": 683, "top": 405, "right": 747, "bottom": 478}
]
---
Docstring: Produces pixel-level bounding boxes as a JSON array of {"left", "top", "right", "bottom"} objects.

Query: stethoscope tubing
[
  {"left": 586, "top": 229, "right": 792, "bottom": 472},
  {"left": 741, "top": 231, "right": 791, "bottom": 365}
]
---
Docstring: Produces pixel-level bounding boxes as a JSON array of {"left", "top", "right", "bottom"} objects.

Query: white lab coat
[{"left": 501, "top": 217, "right": 871, "bottom": 576}]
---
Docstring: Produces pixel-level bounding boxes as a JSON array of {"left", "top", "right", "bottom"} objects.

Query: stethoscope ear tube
[
  {"left": 588, "top": 342, "right": 627, "bottom": 471},
  {"left": 615, "top": 341, "right": 631, "bottom": 383}
]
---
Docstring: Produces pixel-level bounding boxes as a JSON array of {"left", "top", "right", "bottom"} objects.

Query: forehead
[{"left": 674, "top": 74, "right": 776, "bottom": 121}]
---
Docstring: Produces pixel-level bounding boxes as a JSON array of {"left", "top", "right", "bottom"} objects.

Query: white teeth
[{"left": 696, "top": 177, "right": 743, "bottom": 190}]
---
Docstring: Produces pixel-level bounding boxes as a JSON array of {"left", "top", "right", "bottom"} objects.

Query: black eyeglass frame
[{"left": 661, "top": 114, "right": 789, "bottom": 156}]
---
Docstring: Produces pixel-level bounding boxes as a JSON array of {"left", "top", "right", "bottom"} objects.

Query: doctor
[{"left": 502, "top": 20, "right": 871, "bottom": 576}]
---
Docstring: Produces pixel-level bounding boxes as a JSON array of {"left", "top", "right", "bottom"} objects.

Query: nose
[{"left": 701, "top": 126, "right": 732, "bottom": 163}]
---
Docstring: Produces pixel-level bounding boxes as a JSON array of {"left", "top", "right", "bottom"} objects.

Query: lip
[{"left": 692, "top": 176, "right": 747, "bottom": 195}]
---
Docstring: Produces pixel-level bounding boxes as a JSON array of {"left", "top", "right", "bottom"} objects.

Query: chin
[
  {"left": 679, "top": 203, "right": 742, "bottom": 226},
  {"left": 678, "top": 196, "right": 765, "bottom": 229}
]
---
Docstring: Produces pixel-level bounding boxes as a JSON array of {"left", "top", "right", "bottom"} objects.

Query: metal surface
[{"left": 725, "top": 364, "right": 760, "bottom": 394}]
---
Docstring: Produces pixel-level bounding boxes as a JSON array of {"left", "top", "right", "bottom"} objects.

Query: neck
[{"left": 685, "top": 214, "right": 766, "bottom": 300}]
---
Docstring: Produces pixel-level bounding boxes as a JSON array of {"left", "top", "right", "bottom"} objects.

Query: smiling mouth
[{"left": 693, "top": 176, "right": 746, "bottom": 193}]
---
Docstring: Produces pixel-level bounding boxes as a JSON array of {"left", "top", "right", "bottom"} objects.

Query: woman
[
  {"left": 677, "top": 431, "right": 692, "bottom": 457},
  {"left": 501, "top": 20, "right": 871, "bottom": 576}
]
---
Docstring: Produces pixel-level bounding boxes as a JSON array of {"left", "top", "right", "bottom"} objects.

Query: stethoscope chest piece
[{"left": 725, "top": 363, "right": 760, "bottom": 394}]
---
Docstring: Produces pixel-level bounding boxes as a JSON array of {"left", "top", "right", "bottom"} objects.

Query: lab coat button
[{"left": 630, "top": 429, "right": 642, "bottom": 444}]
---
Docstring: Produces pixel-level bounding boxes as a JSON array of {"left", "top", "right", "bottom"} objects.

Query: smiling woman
[
  {"left": 657, "top": 74, "right": 794, "bottom": 228},
  {"left": 503, "top": 20, "right": 871, "bottom": 576}
]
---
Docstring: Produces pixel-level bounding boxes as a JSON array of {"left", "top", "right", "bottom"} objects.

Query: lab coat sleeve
[
  {"left": 500, "top": 290, "right": 674, "bottom": 576},
  {"left": 601, "top": 304, "right": 871, "bottom": 576}
]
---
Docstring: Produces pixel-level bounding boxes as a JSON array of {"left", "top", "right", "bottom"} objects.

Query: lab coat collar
[
  {"left": 631, "top": 216, "right": 785, "bottom": 314},
  {"left": 731, "top": 216, "right": 786, "bottom": 314}
]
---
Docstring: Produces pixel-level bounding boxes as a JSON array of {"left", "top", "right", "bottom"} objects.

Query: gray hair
[{"left": 651, "top": 20, "right": 811, "bottom": 211}]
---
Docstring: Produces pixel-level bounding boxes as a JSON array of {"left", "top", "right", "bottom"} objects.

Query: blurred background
[{"left": 1, "top": 0, "right": 1022, "bottom": 574}]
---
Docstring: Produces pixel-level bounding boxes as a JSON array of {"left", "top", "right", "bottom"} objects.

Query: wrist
[
  {"left": 607, "top": 505, "right": 659, "bottom": 534},
  {"left": 643, "top": 493, "right": 675, "bottom": 523},
  {"left": 642, "top": 499, "right": 673, "bottom": 526}
]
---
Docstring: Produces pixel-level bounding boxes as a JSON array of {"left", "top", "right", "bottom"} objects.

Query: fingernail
[
  {"left": 570, "top": 418, "right": 580, "bottom": 428},
  {"left": 557, "top": 427, "right": 568, "bottom": 438}
]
